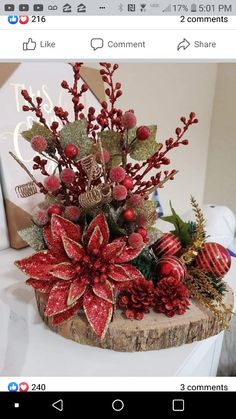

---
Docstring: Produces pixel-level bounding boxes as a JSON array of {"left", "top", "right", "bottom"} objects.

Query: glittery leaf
[
  {"left": 93, "top": 280, "right": 114, "bottom": 303},
  {"left": 102, "top": 238, "right": 125, "bottom": 262},
  {"left": 18, "top": 224, "right": 45, "bottom": 251},
  {"left": 21, "top": 121, "right": 54, "bottom": 144},
  {"left": 26, "top": 278, "right": 57, "bottom": 293},
  {"left": 108, "top": 264, "right": 134, "bottom": 282},
  {"left": 60, "top": 119, "right": 92, "bottom": 159},
  {"left": 130, "top": 126, "right": 161, "bottom": 161},
  {"left": 51, "top": 215, "right": 81, "bottom": 249},
  {"left": 87, "top": 226, "right": 103, "bottom": 255},
  {"left": 83, "top": 214, "right": 109, "bottom": 248},
  {"left": 98, "top": 131, "right": 122, "bottom": 167},
  {"left": 50, "top": 263, "right": 75, "bottom": 280},
  {"left": 15, "top": 251, "right": 64, "bottom": 281},
  {"left": 52, "top": 300, "right": 82, "bottom": 325},
  {"left": 62, "top": 236, "right": 85, "bottom": 261},
  {"left": 44, "top": 283, "right": 71, "bottom": 317},
  {"left": 67, "top": 281, "right": 87, "bottom": 305},
  {"left": 83, "top": 289, "right": 113, "bottom": 338},
  {"left": 114, "top": 239, "right": 145, "bottom": 263}
]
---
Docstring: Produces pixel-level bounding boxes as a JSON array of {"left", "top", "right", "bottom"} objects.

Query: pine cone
[
  {"left": 117, "top": 278, "right": 155, "bottom": 320},
  {"left": 154, "top": 277, "right": 190, "bottom": 317}
]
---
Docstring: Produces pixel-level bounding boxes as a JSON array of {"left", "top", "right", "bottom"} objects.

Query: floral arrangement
[{"left": 14, "top": 63, "right": 232, "bottom": 339}]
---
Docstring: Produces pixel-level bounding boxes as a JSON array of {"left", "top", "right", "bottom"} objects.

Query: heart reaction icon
[
  {"left": 19, "top": 382, "right": 29, "bottom": 392},
  {"left": 19, "top": 16, "right": 29, "bottom": 25}
]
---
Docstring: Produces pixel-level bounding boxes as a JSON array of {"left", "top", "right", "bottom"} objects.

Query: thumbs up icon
[{"left": 23, "top": 38, "right": 37, "bottom": 51}]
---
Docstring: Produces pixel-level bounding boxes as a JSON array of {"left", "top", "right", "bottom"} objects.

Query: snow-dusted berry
[
  {"left": 128, "top": 232, "right": 144, "bottom": 248},
  {"left": 44, "top": 175, "right": 60, "bottom": 192},
  {"left": 60, "top": 168, "right": 75, "bottom": 185},
  {"left": 122, "top": 111, "right": 137, "bottom": 129},
  {"left": 64, "top": 206, "right": 81, "bottom": 222},
  {"left": 32, "top": 208, "right": 49, "bottom": 226},
  {"left": 113, "top": 185, "right": 128, "bottom": 201},
  {"left": 109, "top": 166, "right": 126, "bottom": 183},
  {"left": 31, "top": 135, "right": 47, "bottom": 152}
]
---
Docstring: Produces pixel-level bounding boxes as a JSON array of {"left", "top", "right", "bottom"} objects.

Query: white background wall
[
  {"left": 116, "top": 63, "right": 217, "bottom": 214},
  {"left": 204, "top": 64, "right": 236, "bottom": 214}
]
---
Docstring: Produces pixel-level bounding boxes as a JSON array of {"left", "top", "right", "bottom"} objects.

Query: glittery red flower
[
  {"left": 15, "top": 214, "right": 145, "bottom": 338},
  {"left": 154, "top": 276, "right": 190, "bottom": 317}
]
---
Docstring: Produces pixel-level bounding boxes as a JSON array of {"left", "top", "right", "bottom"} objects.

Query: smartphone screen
[{"left": 0, "top": 1, "right": 235, "bottom": 415}]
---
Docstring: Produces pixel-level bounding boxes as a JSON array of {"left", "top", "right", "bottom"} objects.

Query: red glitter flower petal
[
  {"left": 93, "top": 280, "right": 114, "bottom": 303},
  {"left": 67, "top": 281, "right": 87, "bottom": 305},
  {"left": 108, "top": 264, "right": 132, "bottom": 282},
  {"left": 102, "top": 238, "right": 125, "bottom": 262},
  {"left": 83, "top": 214, "right": 109, "bottom": 248},
  {"left": 44, "top": 283, "right": 71, "bottom": 317},
  {"left": 26, "top": 278, "right": 57, "bottom": 293},
  {"left": 114, "top": 239, "right": 145, "bottom": 263},
  {"left": 62, "top": 236, "right": 86, "bottom": 261},
  {"left": 50, "top": 262, "right": 75, "bottom": 280},
  {"left": 51, "top": 214, "right": 81, "bottom": 248},
  {"left": 15, "top": 251, "right": 63, "bottom": 281},
  {"left": 119, "top": 264, "right": 145, "bottom": 281},
  {"left": 52, "top": 300, "right": 82, "bottom": 325},
  {"left": 83, "top": 289, "right": 113, "bottom": 338},
  {"left": 87, "top": 226, "right": 103, "bottom": 255},
  {"left": 43, "top": 225, "right": 65, "bottom": 256}
]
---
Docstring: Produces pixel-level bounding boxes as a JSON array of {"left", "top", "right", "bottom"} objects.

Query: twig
[{"left": 9, "top": 152, "right": 39, "bottom": 185}]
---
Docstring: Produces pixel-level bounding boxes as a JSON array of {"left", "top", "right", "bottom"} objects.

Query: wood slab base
[{"left": 35, "top": 286, "right": 234, "bottom": 352}]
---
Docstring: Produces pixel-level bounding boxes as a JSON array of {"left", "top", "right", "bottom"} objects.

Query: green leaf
[
  {"left": 98, "top": 131, "right": 122, "bottom": 167},
  {"left": 60, "top": 119, "right": 92, "bottom": 159},
  {"left": 21, "top": 122, "right": 54, "bottom": 144},
  {"left": 130, "top": 125, "right": 161, "bottom": 161},
  {"left": 131, "top": 248, "right": 157, "bottom": 283},
  {"left": 161, "top": 202, "right": 192, "bottom": 246},
  {"left": 18, "top": 224, "right": 46, "bottom": 251}
]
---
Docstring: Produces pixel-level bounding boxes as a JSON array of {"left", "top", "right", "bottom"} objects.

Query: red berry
[
  {"left": 122, "top": 111, "right": 137, "bottom": 129},
  {"left": 32, "top": 208, "right": 49, "bottom": 227},
  {"left": 109, "top": 166, "right": 126, "bottom": 183},
  {"left": 128, "top": 232, "right": 144, "bottom": 249},
  {"left": 136, "top": 227, "right": 147, "bottom": 239},
  {"left": 95, "top": 148, "right": 110, "bottom": 164},
  {"left": 113, "top": 185, "right": 128, "bottom": 201},
  {"left": 64, "top": 206, "right": 81, "bottom": 222},
  {"left": 122, "top": 208, "right": 135, "bottom": 222},
  {"left": 47, "top": 204, "right": 62, "bottom": 216},
  {"left": 64, "top": 144, "right": 78, "bottom": 159},
  {"left": 31, "top": 135, "right": 48, "bottom": 152},
  {"left": 60, "top": 168, "right": 75, "bottom": 185},
  {"left": 136, "top": 126, "right": 151, "bottom": 141},
  {"left": 121, "top": 176, "right": 133, "bottom": 190},
  {"left": 128, "top": 194, "right": 144, "bottom": 208},
  {"left": 44, "top": 175, "right": 60, "bottom": 192}
]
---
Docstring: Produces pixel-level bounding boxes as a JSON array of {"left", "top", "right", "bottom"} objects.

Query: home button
[{"left": 112, "top": 399, "right": 124, "bottom": 412}]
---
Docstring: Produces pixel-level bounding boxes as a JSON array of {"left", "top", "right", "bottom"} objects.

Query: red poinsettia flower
[{"left": 15, "top": 214, "right": 145, "bottom": 338}]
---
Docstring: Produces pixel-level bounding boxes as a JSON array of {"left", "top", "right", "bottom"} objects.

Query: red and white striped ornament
[
  {"left": 152, "top": 233, "right": 181, "bottom": 258},
  {"left": 156, "top": 256, "right": 186, "bottom": 281},
  {"left": 195, "top": 242, "right": 231, "bottom": 279}
]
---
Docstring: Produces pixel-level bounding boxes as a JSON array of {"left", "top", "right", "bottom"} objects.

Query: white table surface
[{"left": 0, "top": 247, "right": 235, "bottom": 377}]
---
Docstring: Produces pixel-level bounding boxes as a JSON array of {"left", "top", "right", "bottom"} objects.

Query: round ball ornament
[
  {"left": 195, "top": 242, "right": 231, "bottom": 279},
  {"left": 122, "top": 208, "right": 135, "bottom": 222},
  {"left": 156, "top": 256, "right": 186, "bottom": 281},
  {"left": 153, "top": 233, "right": 181, "bottom": 258}
]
